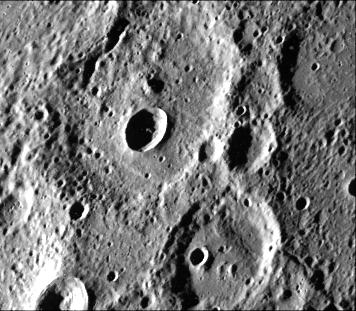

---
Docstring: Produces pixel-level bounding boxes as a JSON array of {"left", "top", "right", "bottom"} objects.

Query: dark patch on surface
[
  {"left": 232, "top": 21, "right": 253, "bottom": 56},
  {"left": 104, "top": 17, "right": 129, "bottom": 53},
  {"left": 189, "top": 247, "right": 204, "bottom": 265},
  {"left": 82, "top": 52, "right": 101, "bottom": 88},
  {"left": 147, "top": 76, "right": 165, "bottom": 93},
  {"left": 295, "top": 196, "right": 308, "bottom": 211},
  {"left": 69, "top": 201, "right": 85, "bottom": 221},
  {"left": 163, "top": 202, "right": 200, "bottom": 254},
  {"left": 315, "top": 1, "right": 324, "bottom": 21},
  {"left": 47, "top": 0, "right": 61, "bottom": 5},
  {"left": 349, "top": 178, "right": 355, "bottom": 197},
  {"left": 277, "top": 29, "right": 303, "bottom": 109},
  {"left": 140, "top": 296, "right": 149, "bottom": 309},
  {"left": 169, "top": 240, "right": 200, "bottom": 309},
  {"left": 0, "top": 115, "right": 13, "bottom": 135},
  {"left": 325, "top": 130, "right": 334, "bottom": 145},
  {"left": 282, "top": 289, "right": 292, "bottom": 300},
  {"left": 170, "top": 254, "right": 200, "bottom": 309},
  {"left": 240, "top": 42, "right": 253, "bottom": 55},
  {"left": 323, "top": 302, "right": 338, "bottom": 311},
  {"left": 231, "top": 62, "right": 257, "bottom": 109},
  {"left": 66, "top": 122, "right": 81, "bottom": 157},
  {"left": 160, "top": 203, "right": 201, "bottom": 309},
  {"left": 125, "top": 109, "right": 156, "bottom": 151},
  {"left": 34, "top": 109, "right": 44, "bottom": 121},
  {"left": 37, "top": 285, "right": 63, "bottom": 311},
  {"left": 198, "top": 143, "right": 208, "bottom": 163},
  {"left": 10, "top": 141, "right": 21, "bottom": 165},
  {"left": 226, "top": 126, "right": 252, "bottom": 170},
  {"left": 310, "top": 269, "right": 325, "bottom": 291},
  {"left": 86, "top": 287, "right": 97, "bottom": 310},
  {"left": 49, "top": 110, "right": 62, "bottom": 133},
  {"left": 233, "top": 22, "right": 245, "bottom": 45},
  {"left": 106, "top": 271, "right": 117, "bottom": 282}
]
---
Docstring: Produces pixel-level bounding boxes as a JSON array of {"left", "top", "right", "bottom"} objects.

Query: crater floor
[{"left": 0, "top": 1, "right": 354, "bottom": 310}]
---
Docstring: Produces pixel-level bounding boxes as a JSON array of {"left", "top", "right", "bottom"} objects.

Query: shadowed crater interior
[
  {"left": 69, "top": 201, "right": 84, "bottom": 221},
  {"left": 227, "top": 126, "right": 252, "bottom": 169},
  {"left": 190, "top": 248, "right": 204, "bottom": 266},
  {"left": 125, "top": 109, "right": 156, "bottom": 151},
  {"left": 37, "top": 286, "right": 63, "bottom": 311},
  {"left": 348, "top": 178, "right": 355, "bottom": 197}
]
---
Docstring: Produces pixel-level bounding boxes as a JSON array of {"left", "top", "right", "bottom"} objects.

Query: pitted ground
[{"left": 0, "top": 1, "right": 354, "bottom": 310}]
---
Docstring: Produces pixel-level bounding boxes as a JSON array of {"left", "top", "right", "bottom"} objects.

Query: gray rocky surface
[{"left": 0, "top": 1, "right": 354, "bottom": 310}]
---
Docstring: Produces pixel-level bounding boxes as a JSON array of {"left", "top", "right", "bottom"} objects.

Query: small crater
[
  {"left": 69, "top": 201, "right": 87, "bottom": 221},
  {"left": 189, "top": 246, "right": 208, "bottom": 266},
  {"left": 140, "top": 296, "right": 150, "bottom": 309},
  {"left": 36, "top": 277, "right": 88, "bottom": 311},
  {"left": 125, "top": 109, "right": 155, "bottom": 151},
  {"left": 235, "top": 105, "right": 247, "bottom": 116},
  {"left": 190, "top": 248, "right": 204, "bottom": 266},
  {"left": 311, "top": 62, "right": 320, "bottom": 71},
  {"left": 147, "top": 76, "right": 165, "bottom": 93},
  {"left": 282, "top": 289, "right": 292, "bottom": 300},
  {"left": 107, "top": 271, "right": 118, "bottom": 282},
  {"left": 125, "top": 108, "right": 167, "bottom": 152},
  {"left": 243, "top": 198, "right": 250, "bottom": 207},
  {"left": 276, "top": 191, "right": 286, "bottom": 202},
  {"left": 34, "top": 110, "right": 44, "bottom": 121},
  {"left": 295, "top": 196, "right": 310, "bottom": 211},
  {"left": 91, "top": 86, "right": 98, "bottom": 96},
  {"left": 184, "top": 65, "right": 191, "bottom": 72},
  {"left": 275, "top": 35, "right": 284, "bottom": 44}
]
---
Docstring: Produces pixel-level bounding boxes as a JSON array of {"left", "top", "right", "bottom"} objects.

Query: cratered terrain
[{"left": 0, "top": 1, "right": 355, "bottom": 310}]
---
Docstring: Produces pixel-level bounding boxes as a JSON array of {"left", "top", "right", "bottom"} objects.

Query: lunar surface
[{"left": 0, "top": 1, "right": 354, "bottom": 310}]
